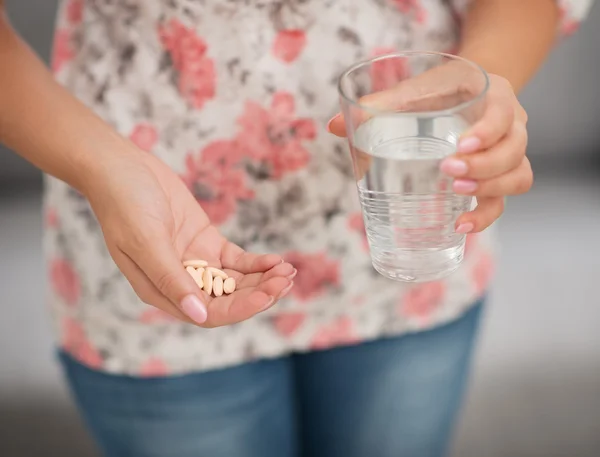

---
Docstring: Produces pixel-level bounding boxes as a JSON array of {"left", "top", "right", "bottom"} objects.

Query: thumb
[{"left": 126, "top": 238, "right": 208, "bottom": 324}]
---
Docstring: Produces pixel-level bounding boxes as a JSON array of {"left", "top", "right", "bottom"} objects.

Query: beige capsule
[
  {"left": 183, "top": 259, "right": 208, "bottom": 268},
  {"left": 213, "top": 276, "right": 224, "bottom": 297},
  {"left": 207, "top": 267, "right": 228, "bottom": 280},
  {"left": 223, "top": 277, "right": 236, "bottom": 294},
  {"left": 202, "top": 268, "right": 213, "bottom": 295},
  {"left": 185, "top": 266, "right": 203, "bottom": 289}
]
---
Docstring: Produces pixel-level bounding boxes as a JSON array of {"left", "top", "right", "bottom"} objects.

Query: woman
[{"left": 0, "top": 0, "right": 592, "bottom": 456}]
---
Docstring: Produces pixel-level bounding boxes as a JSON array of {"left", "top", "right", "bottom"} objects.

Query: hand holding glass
[{"left": 338, "top": 52, "right": 489, "bottom": 282}]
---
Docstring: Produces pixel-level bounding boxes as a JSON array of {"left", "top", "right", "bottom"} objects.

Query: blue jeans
[{"left": 59, "top": 302, "right": 483, "bottom": 457}]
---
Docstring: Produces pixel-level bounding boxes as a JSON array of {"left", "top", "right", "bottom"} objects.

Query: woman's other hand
[
  {"left": 439, "top": 74, "right": 531, "bottom": 233},
  {"left": 328, "top": 68, "right": 532, "bottom": 234}
]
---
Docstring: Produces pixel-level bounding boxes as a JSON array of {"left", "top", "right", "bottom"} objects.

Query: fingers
[
  {"left": 456, "top": 197, "right": 505, "bottom": 233},
  {"left": 457, "top": 76, "right": 515, "bottom": 153},
  {"left": 221, "top": 241, "right": 283, "bottom": 274},
  {"left": 109, "top": 247, "right": 195, "bottom": 324},
  {"left": 328, "top": 113, "right": 346, "bottom": 137},
  {"left": 203, "top": 276, "right": 293, "bottom": 327},
  {"left": 117, "top": 234, "right": 296, "bottom": 328},
  {"left": 327, "top": 85, "right": 462, "bottom": 138},
  {"left": 440, "top": 121, "right": 528, "bottom": 181},
  {"left": 328, "top": 83, "right": 407, "bottom": 137},
  {"left": 125, "top": 230, "right": 209, "bottom": 325},
  {"left": 329, "top": 62, "right": 492, "bottom": 139},
  {"left": 225, "top": 262, "right": 297, "bottom": 289},
  {"left": 452, "top": 158, "right": 533, "bottom": 198}
]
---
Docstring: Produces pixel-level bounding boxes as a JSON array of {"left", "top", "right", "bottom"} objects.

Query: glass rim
[{"left": 337, "top": 51, "right": 490, "bottom": 119}]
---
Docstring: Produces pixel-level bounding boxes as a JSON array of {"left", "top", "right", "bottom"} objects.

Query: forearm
[
  {"left": 457, "top": 0, "right": 560, "bottom": 93},
  {"left": 0, "top": 11, "right": 139, "bottom": 194}
]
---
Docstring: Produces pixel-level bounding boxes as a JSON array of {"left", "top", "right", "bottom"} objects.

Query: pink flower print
[
  {"left": 558, "top": 6, "right": 580, "bottom": 36},
  {"left": 273, "top": 313, "right": 306, "bottom": 337},
  {"left": 562, "top": 19, "right": 580, "bottom": 35},
  {"left": 370, "top": 47, "right": 409, "bottom": 92},
  {"left": 50, "top": 258, "right": 81, "bottom": 306},
  {"left": 139, "top": 308, "right": 179, "bottom": 324},
  {"left": 51, "top": 29, "right": 74, "bottom": 73},
  {"left": 401, "top": 281, "right": 446, "bottom": 322},
  {"left": 311, "top": 317, "right": 360, "bottom": 350},
  {"left": 348, "top": 212, "right": 369, "bottom": 251},
  {"left": 129, "top": 124, "right": 158, "bottom": 152},
  {"left": 140, "top": 358, "right": 169, "bottom": 377},
  {"left": 272, "top": 30, "right": 307, "bottom": 63},
  {"left": 237, "top": 92, "right": 316, "bottom": 179},
  {"left": 62, "top": 318, "right": 103, "bottom": 369},
  {"left": 181, "top": 140, "right": 254, "bottom": 225},
  {"left": 391, "top": 0, "right": 427, "bottom": 23},
  {"left": 472, "top": 251, "right": 494, "bottom": 297},
  {"left": 158, "top": 19, "right": 216, "bottom": 109},
  {"left": 283, "top": 251, "right": 340, "bottom": 301},
  {"left": 66, "top": 0, "right": 84, "bottom": 25},
  {"left": 45, "top": 207, "right": 59, "bottom": 229}
]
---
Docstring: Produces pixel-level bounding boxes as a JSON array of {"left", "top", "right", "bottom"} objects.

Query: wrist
[{"left": 75, "top": 136, "right": 148, "bottom": 200}]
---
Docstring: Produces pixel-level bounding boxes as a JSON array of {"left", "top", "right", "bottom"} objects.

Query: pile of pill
[{"left": 183, "top": 259, "right": 236, "bottom": 297}]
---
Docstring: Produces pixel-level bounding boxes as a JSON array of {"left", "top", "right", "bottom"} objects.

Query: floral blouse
[{"left": 46, "top": 0, "right": 593, "bottom": 376}]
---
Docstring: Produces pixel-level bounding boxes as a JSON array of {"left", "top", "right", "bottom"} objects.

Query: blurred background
[{"left": 1, "top": 1, "right": 599, "bottom": 456}]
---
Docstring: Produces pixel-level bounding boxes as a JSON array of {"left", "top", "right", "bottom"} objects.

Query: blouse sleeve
[
  {"left": 449, "top": 0, "right": 595, "bottom": 37},
  {"left": 557, "top": 0, "right": 595, "bottom": 36}
]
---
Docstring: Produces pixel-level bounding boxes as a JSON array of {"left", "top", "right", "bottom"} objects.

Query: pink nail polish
[
  {"left": 457, "top": 137, "right": 481, "bottom": 154},
  {"left": 181, "top": 294, "right": 208, "bottom": 324},
  {"left": 456, "top": 222, "right": 474, "bottom": 234},
  {"left": 453, "top": 179, "right": 478, "bottom": 193},
  {"left": 440, "top": 159, "right": 468, "bottom": 176},
  {"left": 326, "top": 114, "right": 341, "bottom": 132}
]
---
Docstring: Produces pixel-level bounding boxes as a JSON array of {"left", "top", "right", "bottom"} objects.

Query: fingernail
[
  {"left": 457, "top": 137, "right": 481, "bottom": 154},
  {"left": 440, "top": 158, "right": 468, "bottom": 176},
  {"left": 326, "top": 114, "right": 341, "bottom": 132},
  {"left": 259, "top": 295, "right": 276, "bottom": 312},
  {"left": 180, "top": 294, "right": 207, "bottom": 324},
  {"left": 287, "top": 269, "right": 297, "bottom": 280},
  {"left": 456, "top": 222, "right": 474, "bottom": 234},
  {"left": 453, "top": 179, "right": 478, "bottom": 193},
  {"left": 278, "top": 281, "right": 295, "bottom": 299}
]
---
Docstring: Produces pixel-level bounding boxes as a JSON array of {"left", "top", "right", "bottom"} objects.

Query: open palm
[{"left": 86, "top": 150, "right": 295, "bottom": 327}]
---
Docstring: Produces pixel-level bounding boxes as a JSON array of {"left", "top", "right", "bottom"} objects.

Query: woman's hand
[
  {"left": 328, "top": 70, "right": 533, "bottom": 234},
  {"left": 84, "top": 149, "right": 295, "bottom": 328},
  {"left": 438, "top": 74, "right": 532, "bottom": 233},
  {"left": 0, "top": 12, "right": 294, "bottom": 326}
]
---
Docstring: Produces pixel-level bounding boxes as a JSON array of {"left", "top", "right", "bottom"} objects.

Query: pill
[
  {"left": 213, "top": 276, "right": 224, "bottom": 297},
  {"left": 196, "top": 267, "right": 205, "bottom": 277},
  {"left": 223, "top": 277, "right": 236, "bottom": 294},
  {"left": 186, "top": 266, "right": 203, "bottom": 289},
  {"left": 183, "top": 259, "right": 208, "bottom": 268},
  {"left": 207, "top": 267, "right": 228, "bottom": 280},
  {"left": 202, "top": 268, "right": 213, "bottom": 295}
]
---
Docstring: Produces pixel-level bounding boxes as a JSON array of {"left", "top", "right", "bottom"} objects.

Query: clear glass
[{"left": 338, "top": 52, "right": 489, "bottom": 282}]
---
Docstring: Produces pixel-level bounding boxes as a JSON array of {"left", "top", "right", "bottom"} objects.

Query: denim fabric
[{"left": 60, "top": 301, "right": 483, "bottom": 457}]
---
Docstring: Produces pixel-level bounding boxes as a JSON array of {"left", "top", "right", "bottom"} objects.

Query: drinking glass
[{"left": 338, "top": 52, "right": 489, "bottom": 282}]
